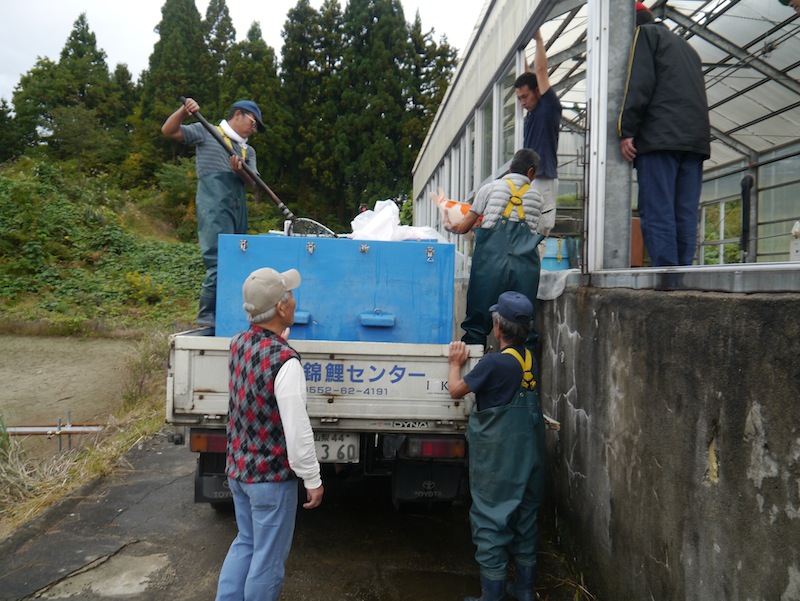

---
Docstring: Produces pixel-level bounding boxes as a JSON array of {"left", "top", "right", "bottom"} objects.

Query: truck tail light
[
  {"left": 190, "top": 429, "right": 228, "bottom": 453},
  {"left": 406, "top": 437, "right": 465, "bottom": 459}
]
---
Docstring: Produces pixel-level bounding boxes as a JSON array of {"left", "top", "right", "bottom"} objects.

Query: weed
[{"left": 0, "top": 332, "right": 169, "bottom": 540}]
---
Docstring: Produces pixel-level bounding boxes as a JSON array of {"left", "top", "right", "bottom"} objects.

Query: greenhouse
[{"left": 413, "top": 0, "right": 800, "bottom": 290}]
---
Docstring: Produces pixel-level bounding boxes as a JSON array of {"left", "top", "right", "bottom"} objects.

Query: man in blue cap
[
  {"left": 162, "top": 98, "right": 266, "bottom": 328},
  {"left": 448, "top": 290, "right": 546, "bottom": 601}
]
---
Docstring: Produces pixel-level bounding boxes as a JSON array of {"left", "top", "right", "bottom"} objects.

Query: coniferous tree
[
  {"left": 337, "top": 0, "right": 414, "bottom": 210},
  {"left": 0, "top": 100, "right": 25, "bottom": 162},
  {"left": 281, "top": 0, "right": 348, "bottom": 224},
  {"left": 56, "top": 14, "right": 115, "bottom": 123},
  {"left": 223, "top": 23, "right": 291, "bottom": 197},
  {"left": 49, "top": 104, "right": 121, "bottom": 168},
  {"left": 12, "top": 14, "right": 116, "bottom": 148},
  {"left": 12, "top": 58, "right": 62, "bottom": 147},
  {"left": 109, "top": 64, "right": 139, "bottom": 131},
  {"left": 404, "top": 12, "right": 457, "bottom": 173},
  {"left": 281, "top": 0, "right": 322, "bottom": 184},
  {"left": 305, "top": 0, "right": 347, "bottom": 224},
  {"left": 201, "top": 0, "right": 236, "bottom": 117},
  {"left": 137, "top": 0, "right": 206, "bottom": 164}
]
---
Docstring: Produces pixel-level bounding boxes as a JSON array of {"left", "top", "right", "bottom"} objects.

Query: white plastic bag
[{"left": 350, "top": 200, "right": 449, "bottom": 243}]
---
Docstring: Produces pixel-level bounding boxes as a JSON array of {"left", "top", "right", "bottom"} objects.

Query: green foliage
[
  {"left": 125, "top": 271, "right": 165, "bottom": 305},
  {"left": 0, "top": 158, "right": 202, "bottom": 330},
  {"left": 5, "top": 0, "right": 459, "bottom": 256},
  {"left": 702, "top": 201, "right": 743, "bottom": 265},
  {"left": 557, "top": 193, "right": 583, "bottom": 207},
  {"left": 137, "top": 0, "right": 207, "bottom": 171},
  {"left": 0, "top": 100, "right": 25, "bottom": 162},
  {"left": 0, "top": 416, "right": 9, "bottom": 457},
  {"left": 201, "top": 0, "right": 237, "bottom": 117},
  {"left": 154, "top": 156, "right": 198, "bottom": 238},
  {"left": 399, "top": 197, "right": 413, "bottom": 225}
]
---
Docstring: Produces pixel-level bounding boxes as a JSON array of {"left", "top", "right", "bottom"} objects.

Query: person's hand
[
  {"left": 534, "top": 29, "right": 543, "bottom": 43},
  {"left": 183, "top": 97, "right": 199, "bottom": 116},
  {"left": 449, "top": 341, "right": 469, "bottom": 366},
  {"left": 230, "top": 155, "right": 244, "bottom": 172},
  {"left": 620, "top": 137, "right": 637, "bottom": 162},
  {"left": 303, "top": 484, "right": 324, "bottom": 509},
  {"left": 443, "top": 212, "right": 453, "bottom": 232}
]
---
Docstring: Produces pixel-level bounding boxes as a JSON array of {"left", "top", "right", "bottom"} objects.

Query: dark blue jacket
[{"left": 618, "top": 23, "right": 711, "bottom": 158}]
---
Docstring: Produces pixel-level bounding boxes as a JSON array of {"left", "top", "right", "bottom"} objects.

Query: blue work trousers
[
  {"left": 636, "top": 151, "right": 704, "bottom": 266},
  {"left": 215, "top": 479, "right": 298, "bottom": 601}
]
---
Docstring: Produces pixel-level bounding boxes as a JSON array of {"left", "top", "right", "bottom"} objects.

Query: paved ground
[{"left": 0, "top": 430, "right": 584, "bottom": 601}]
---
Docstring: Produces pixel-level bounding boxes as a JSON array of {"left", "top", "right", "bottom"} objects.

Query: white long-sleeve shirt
[{"left": 275, "top": 358, "right": 322, "bottom": 490}]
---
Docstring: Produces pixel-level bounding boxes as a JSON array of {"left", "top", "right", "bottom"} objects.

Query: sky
[{"left": 0, "top": 0, "right": 486, "bottom": 103}]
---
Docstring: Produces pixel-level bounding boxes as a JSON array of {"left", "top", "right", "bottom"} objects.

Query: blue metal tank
[{"left": 215, "top": 234, "right": 455, "bottom": 343}]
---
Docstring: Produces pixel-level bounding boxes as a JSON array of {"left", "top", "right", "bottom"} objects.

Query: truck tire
[{"left": 210, "top": 500, "right": 233, "bottom": 513}]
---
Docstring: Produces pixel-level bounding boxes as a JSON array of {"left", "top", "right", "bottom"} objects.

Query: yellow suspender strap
[
  {"left": 216, "top": 126, "right": 247, "bottom": 160},
  {"left": 502, "top": 347, "right": 537, "bottom": 389},
  {"left": 502, "top": 179, "right": 529, "bottom": 220}
]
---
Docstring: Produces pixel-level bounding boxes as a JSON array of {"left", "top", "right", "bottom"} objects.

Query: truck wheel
[{"left": 210, "top": 500, "right": 233, "bottom": 513}]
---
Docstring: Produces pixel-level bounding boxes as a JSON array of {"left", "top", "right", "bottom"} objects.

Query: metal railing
[{"left": 5, "top": 411, "right": 104, "bottom": 453}]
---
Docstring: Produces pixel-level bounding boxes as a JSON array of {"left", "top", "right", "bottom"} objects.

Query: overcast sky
[{"left": 0, "top": 0, "right": 486, "bottom": 103}]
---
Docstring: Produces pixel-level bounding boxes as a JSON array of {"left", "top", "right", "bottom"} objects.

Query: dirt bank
[{"left": 0, "top": 336, "right": 136, "bottom": 456}]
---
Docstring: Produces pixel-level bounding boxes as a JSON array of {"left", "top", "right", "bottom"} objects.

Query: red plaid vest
[{"left": 225, "top": 326, "right": 300, "bottom": 483}]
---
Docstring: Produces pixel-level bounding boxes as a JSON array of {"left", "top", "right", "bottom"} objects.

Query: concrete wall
[{"left": 537, "top": 286, "right": 800, "bottom": 601}]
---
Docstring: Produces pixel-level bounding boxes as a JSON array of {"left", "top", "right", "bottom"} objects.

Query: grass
[
  {"left": 0, "top": 331, "right": 169, "bottom": 541},
  {"left": 536, "top": 548, "right": 598, "bottom": 601}
]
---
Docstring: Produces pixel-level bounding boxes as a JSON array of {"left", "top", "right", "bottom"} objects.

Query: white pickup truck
[{"left": 166, "top": 233, "right": 482, "bottom": 508}]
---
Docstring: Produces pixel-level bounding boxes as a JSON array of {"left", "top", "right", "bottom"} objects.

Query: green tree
[
  {"left": 109, "top": 64, "right": 140, "bottom": 131},
  {"left": 48, "top": 105, "right": 120, "bottom": 168},
  {"left": 222, "top": 23, "right": 291, "bottom": 206},
  {"left": 12, "top": 13, "right": 123, "bottom": 156},
  {"left": 405, "top": 12, "right": 457, "bottom": 170},
  {"left": 201, "top": 0, "right": 236, "bottom": 117},
  {"left": 12, "top": 57, "right": 62, "bottom": 147},
  {"left": 137, "top": 0, "right": 207, "bottom": 165},
  {"left": 280, "top": 0, "right": 347, "bottom": 225},
  {"left": 337, "top": 0, "right": 414, "bottom": 210},
  {"left": 56, "top": 14, "right": 115, "bottom": 123},
  {"left": 0, "top": 100, "right": 25, "bottom": 162}
]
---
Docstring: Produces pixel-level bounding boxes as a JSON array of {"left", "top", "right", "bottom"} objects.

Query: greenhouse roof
[{"left": 536, "top": 0, "right": 800, "bottom": 169}]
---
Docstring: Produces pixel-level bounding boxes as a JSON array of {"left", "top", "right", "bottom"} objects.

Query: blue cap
[
  {"left": 489, "top": 291, "right": 534, "bottom": 323},
  {"left": 232, "top": 100, "right": 265, "bottom": 133}
]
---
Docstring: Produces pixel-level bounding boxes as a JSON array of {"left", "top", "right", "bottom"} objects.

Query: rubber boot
[
  {"left": 464, "top": 574, "right": 506, "bottom": 601},
  {"left": 506, "top": 564, "right": 535, "bottom": 601},
  {"left": 196, "top": 294, "right": 216, "bottom": 328}
]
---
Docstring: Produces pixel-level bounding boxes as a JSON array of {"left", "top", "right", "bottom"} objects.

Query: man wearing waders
[
  {"left": 162, "top": 98, "right": 265, "bottom": 328},
  {"left": 444, "top": 149, "right": 544, "bottom": 349},
  {"left": 448, "top": 291, "right": 546, "bottom": 601}
]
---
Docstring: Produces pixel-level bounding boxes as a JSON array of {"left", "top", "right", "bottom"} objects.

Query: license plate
[{"left": 314, "top": 432, "right": 359, "bottom": 463}]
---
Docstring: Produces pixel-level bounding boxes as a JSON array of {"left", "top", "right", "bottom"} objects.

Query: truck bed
[{"left": 167, "top": 331, "right": 481, "bottom": 434}]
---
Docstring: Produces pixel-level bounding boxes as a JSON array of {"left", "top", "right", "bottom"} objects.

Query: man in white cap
[
  {"left": 162, "top": 98, "right": 266, "bottom": 328},
  {"left": 448, "top": 291, "right": 546, "bottom": 601},
  {"left": 215, "top": 267, "right": 323, "bottom": 601}
]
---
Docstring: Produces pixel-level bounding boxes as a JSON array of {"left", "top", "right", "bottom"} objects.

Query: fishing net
[{"left": 287, "top": 218, "right": 338, "bottom": 238}]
